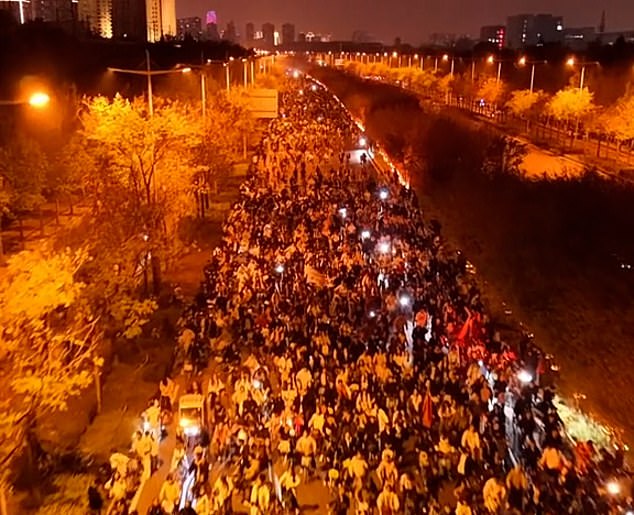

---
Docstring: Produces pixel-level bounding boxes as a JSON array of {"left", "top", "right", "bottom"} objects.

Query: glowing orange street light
[
  {"left": 0, "top": 90, "right": 50, "bottom": 108},
  {"left": 566, "top": 56, "right": 599, "bottom": 90},
  {"left": 28, "top": 92, "right": 50, "bottom": 108},
  {"left": 442, "top": 54, "right": 449, "bottom": 61},
  {"left": 518, "top": 57, "right": 543, "bottom": 93},
  {"left": 487, "top": 55, "right": 502, "bottom": 84}
]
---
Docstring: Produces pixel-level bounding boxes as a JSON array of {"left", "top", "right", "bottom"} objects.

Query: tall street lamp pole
[
  {"left": 518, "top": 57, "right": 547, "bottom": 93},
  {"left": 183, "top": 61, "right": 229, "bottom": 121},
  {"left": 146, "top": 49, "right": 153, "bottom": 116},
  {"left": 108, "top": 50, "right": 191, "bottom": 116},
  {"left": 565, "top": 58, "right": 599, "bottom": 141},
  {"left": 566, "top": 57, "right": 599, "bottom": 91},
  {"left": 487, "top": 55, "right": 502, "bottom": 85},
  {"left": 181, "top": 67, "right": 207, "bottom": 122}
]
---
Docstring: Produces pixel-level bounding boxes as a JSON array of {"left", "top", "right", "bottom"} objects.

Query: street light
[
  {"left": 566, "top": 57, "right": 599, "bottom": 90},
  {"left": 28, "top": 92, "right": 50, "bottom": 108},
  {"left": 0, "top": 90, "right": 50, "bottom": 108},
  {"left": 108, "top": 49, "right": 196, "bottom": 116},
  {"left": 487, "top": 55, "right": 502, "bottom": 85},
  {"left": 442, "top": 54, "right": 455, "bottom": 103},
  {"left": 441, "top": 54, "right": 455, "bottom": 78},
  {"left": 224, "top": 63, "right": 231, "bottom": 93},
  {"left": 242, "top": 58, "right": 248, "bottom": 88},
  {"left": 180, "top": 65, "right": 208, "bottom": 122},
  {"left": 518, "top": 57, "right": 547, "bottom": 93}
]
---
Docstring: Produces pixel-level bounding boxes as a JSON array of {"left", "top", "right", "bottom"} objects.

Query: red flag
[
  {"left": 422, "top": 389, "right": 433, "bottom": 429},
  {"left": 456, "top": 316, "right": 472, "bottom": 343}
]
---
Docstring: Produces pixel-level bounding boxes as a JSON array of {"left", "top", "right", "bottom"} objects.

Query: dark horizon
[{"left": 177, "top": 0, "right": 634, "bottom": 45}]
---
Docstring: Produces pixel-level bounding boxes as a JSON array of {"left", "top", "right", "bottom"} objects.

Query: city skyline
[{"left": 176, "top": 0, "right": 634, "bottom": 44}]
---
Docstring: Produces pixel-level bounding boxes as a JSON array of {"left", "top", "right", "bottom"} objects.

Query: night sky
[{"left": 177, "top": 0, "right": 634, "bottom": 45}]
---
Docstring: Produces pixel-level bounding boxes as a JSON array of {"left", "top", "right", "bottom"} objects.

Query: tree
[
  {"left": 410, "top": 70, "right": 440, "bottom": 97},
  {"left": 79, "top": 96, "right": 203, "bottom": 290},
  {"left": 0, "top": 244, "right": 155, "bottom": 503},
  {"left": 0, "top": 249, "right": 99, "bottom": 489},
  {"left": 0, "top": 137, "right": 48, "bottom": 215},
  {"left": 547, "top": 87, "right": 595, "bottom": 146},
  {"left": 47, "top": 136, "right": 92, "bottom": 223},
  {"left": 600, "top": 91, "right": 634, "bottom": 143},
  {"left": 0, "top": 136, "right": 49, "bottom": 243},
  {"left": 506, "top": 89, "right": 547, "bottom": 131},
  {"left": 477, "top": 78, "right": 506, "bottom": 108},
  {"left": 506, "top": 89, "right": 546, "bottom": 119},
  {"left": 547, "top": 87, "right": 595, "bottom": 123}
]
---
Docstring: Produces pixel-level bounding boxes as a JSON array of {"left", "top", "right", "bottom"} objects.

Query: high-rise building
[
  {"left": 34, "top": 0, "right": 75, "bottom": 25},
  {"left": 223, "top": 19, "right": 236, "bottom": 42},
  {"left": 112, "top": 0, "right": 145, "bottom": 39},
  {"left": 245, "top": 21, "right": 254, "bottom": 44},
  {"left": 0, "top": 1, "right": 24, "bottom": 23},
  {"left": 479, "top": 25, "right": 505, "bottom": 48},
  {"left": 145, "top": 0, "right": 175, "bottom": 42},
  {"left": 262, "top": 22, "right": 274, "bottom": 48},
  {"left": 281, "top": 22, "right": 294, "bottom": 45},
  {"left": 78, "top": 0, "right": 112, "bottom": 38},
  {"left": 1, "top": 0, "right": 78, "bottom": 25},
  {"left": 205, "top": 10, "right": 219, "bottom": 40},
  {"left": 177, "top": 16, "right": 201, "bottom": 40},
  {"left": 505, "top": 13, "right": 563, "bottom": 48}
]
